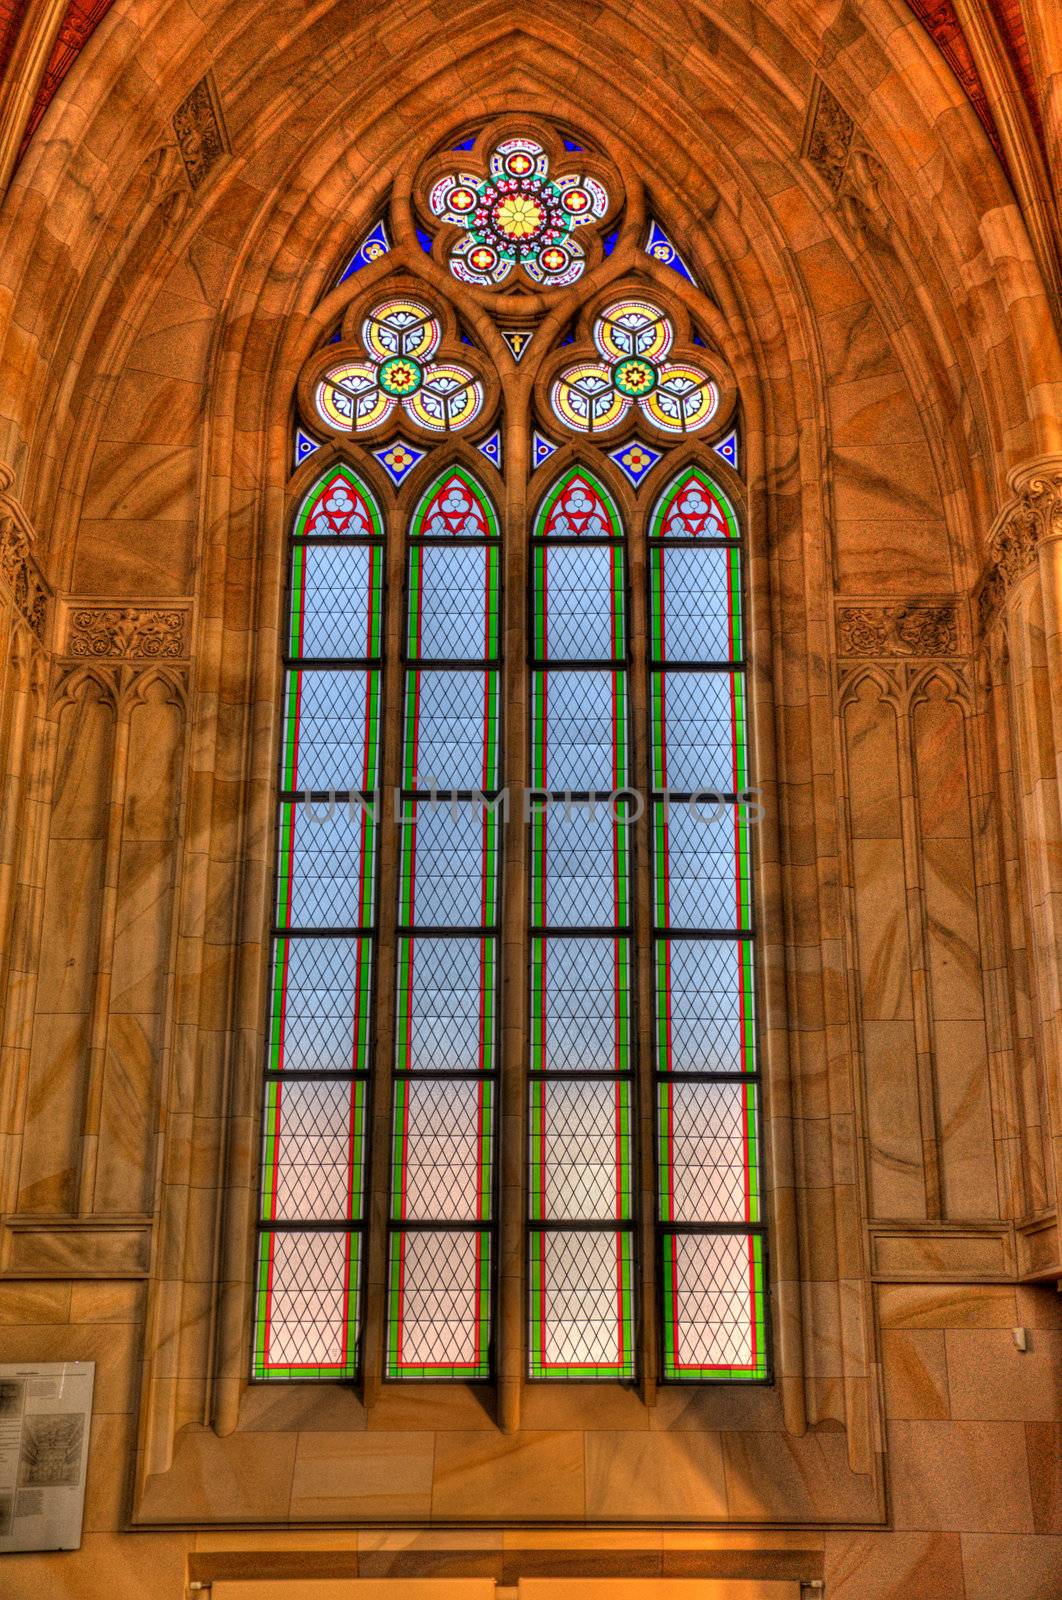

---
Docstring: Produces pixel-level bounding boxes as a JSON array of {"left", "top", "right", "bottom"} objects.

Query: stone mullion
[
  {"left": 0, "top": 617, "right": 37, "bottom": 1203},
  {"left": 361, "top": 488, "right": 406, "bottom": 1411},
  {"left": 498, "top": 400, "right": 528, "bottom": 1434},
  {"left": 626, "top": 479, "right": 657, "bottom": 1402}
]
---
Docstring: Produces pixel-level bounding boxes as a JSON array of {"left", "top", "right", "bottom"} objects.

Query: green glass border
[{"left": 385, "top": 1230, "right": 492, "bottom": 1379}]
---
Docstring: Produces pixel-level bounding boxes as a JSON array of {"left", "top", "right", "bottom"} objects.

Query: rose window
[
  {"left": 428, "top": 135, "right": 610, "bottom": 289},
  {"left": 314, "top": 298, "right": 484, "bottom": 433},
  {"left": 550, "top": 300, "right": 719, "bottom": 434}
]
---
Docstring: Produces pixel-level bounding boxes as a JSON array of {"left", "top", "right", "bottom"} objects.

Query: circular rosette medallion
[
  {"left": 612, "top": 356, "right": 658, "bottom": 398},
  {"left": 554, "top": 172, "right": 610, "bottom": 227},
  {"left": 315, "top": 362, "right": 392, "bottom": 432},
  {"left": 362, "top": 299, "right": 442, "bottom": 362},
  {"left": 550, "top": 362, "right": 630, "bottom": 433},
  {"left": 378, "top": 355, "right": 423, "bottom": 397},
  {"left": 489, "top": 137, "right": 550, "bottom": 181},
  {"left": 641, "top": 364, "right": 718, "bottom": 433},
  {"left": 594, "top": 301, "right": 674, "bottom": 364},
  {"left": 523, "top": 234, "right": 585, "bottom": 288},
  {"left": 451, "top": 233, "right": 512, "bottom": 286},
  {"left": 429, "top": 172, "right": 483, "bottom": 226},
  {"left": 406, "top": 363, "right": 484, "bottom": 432}
]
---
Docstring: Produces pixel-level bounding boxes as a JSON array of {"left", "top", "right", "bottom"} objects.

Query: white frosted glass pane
[
  {"left": 270, "top": 937, "right": 370, "bottom": 1072},
  {"left": 668, "top": 1232, "right": 755, "bottom": 1370},
  {"left": 657, "top": 547, "right": 733, "bottom": 662},
  {"left": 660, "top": 939, "right": 752, "bottom": 1074},
  {"left": 656, "top": 670, "right": 739, "bottom": 792},
  {"left": 264, "top": 1079, "right": 363, "bottom": 1221},
  {"left": 663, "top": 1081, "right": 748, "bottom": 1223},
  {"left": 536, "top": 1230, "right": 624, "bottom": 1368},
  {"left": 262, "top": 1230, "right": 356, "bottom": 1369},
  {"left": 533, "top": 670, "right": 622, "bottom": 791},
  {"left": 406, "top": 669, "right": 497, "bottom": 790},
  {"left": 538, "top": 804, "right": 627, "bottom": 927},
  {"left": 284, "top": 668, "right": 377, "bottom": 791},
  {"left": 296, "top": 546, "right": 374, "bottom": 658},
  {"left": 392, "top": 1230, "right": 486, "bottom": 1369},
  {"left": 403, "top": 801, "right": 497, "bottom": 927},
  {"left": 413, "top": 547, "right": 492, "bottom": 660},
  {"left": 276, "top": 802, "right": 374, "bottom": 928},
  {"left": 532, "top": 1079, "right": 625, "bottom": 1221},
  {"left": 394, "top": 1078, "right": 488, "bottom": 1221},
  {"left": 540, "top": 546, "right": 618, "bottom": 660},
  {"left": 533, "top": 937, "right": 625, "bottom": 1072},
  {"left": 655, "top": 801, "right": 741, "bottom": 930},
  {"left": 398, "top": 937, "right": 492, "bottom": 1071}
]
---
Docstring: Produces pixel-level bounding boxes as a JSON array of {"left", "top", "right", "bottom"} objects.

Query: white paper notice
[{"left": 0, "top": 1361, "right": 93, "bottom": 1553}]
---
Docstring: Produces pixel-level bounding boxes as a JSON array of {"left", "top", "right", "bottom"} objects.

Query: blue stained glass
[
  {"left": 416, "top": 227, "right": 434, "bottom": 255},
  {"left": 714, "top": 428, "right": 739, "bottom": 471},
  {"left": 372, "top": 439, "right": 426, "bottom": 487},
  {"left": 477, "top": 429, "right": 502, "bottom": 470},
  {"left": 563, "top": 139, "right": 584, "bottom": 152},
  {"left": 533, "top": 431, "right": 559, "bottom": 470},
  {"left": 608, "top": 439, "right": 662, "bottom": 489},
  {"left": 644, "top": 219, "right": 697, "bottom": 286},
  {"left": 294, "top": 429, "right": 321, "bottom": 469},
  {"left": 336, "top": 219, "right": 390, "bottom": 285},
  {"left": 452, "top": 135, "right": 476, "bottom": 151},
  {"left": 602, "top": 229, "right": 619, "bottom": 257}
]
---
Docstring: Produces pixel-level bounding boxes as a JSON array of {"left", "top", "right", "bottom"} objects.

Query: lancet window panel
[
  {"left": 254, "top": 464, "right": 384, "bottom": 1381},
  {"left": 387, "top": 467, "right": 501, "bottom": 1381},
  {"left": 528, "top": 468, "right": 636, "bottom": 1380},
  {"left": 648, "top": 467, "right": 767, "bottom": 1383}
]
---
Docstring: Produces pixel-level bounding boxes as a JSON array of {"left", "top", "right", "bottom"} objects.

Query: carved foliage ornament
[
  {"left": 66, "top": 607, "right": 188, "bottom": 659},
  {"left": 977, "top": 465, "right": 1062, "bottom": 629},
  {"left": 837, "top": 601, "right": 960, "bottom": 657},
  {"left": 172, "top": 72, "right": 229, "bottom": 192},
  {"left": 803, "top": 78, "right": 889, "bottom": 239}
]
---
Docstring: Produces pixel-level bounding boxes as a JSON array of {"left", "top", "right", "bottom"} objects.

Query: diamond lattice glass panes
[
  {"left": 386, "top": 468, "right": 500, "bottom": 1379},
  {"left": 254, "top": 465, "right": 382, "bottom": 1380},
  {"left": 649, "top": 467, "right": 766, "bottom": 1381},
  {"left": 528, "top": 468, "right": 636, "bottom": 1378}
]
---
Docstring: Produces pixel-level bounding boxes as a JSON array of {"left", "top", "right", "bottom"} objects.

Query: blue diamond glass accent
[
  {"left": 294, "top": 429, "right": 321, "bottom": 469},
  {"left": 714, "top": 428, "right": 739, "bottom": 471},
  {"left": 644, "top": 219, "right": 697, "bottom": 285},
  {"left": 372, "top": 438, "right": 426, "bottom": 487},
  {"left": 336, "top": 219, "right": 390, "bottom": 285},
  {"left": 477, "top": 429, "right": 502, "bottom": 470},
  {"left": 608, "top": 438, "right": 662, "bottom": 489},
  {"left": 532, "top": 431, "right": 559, "bottom": 470}
]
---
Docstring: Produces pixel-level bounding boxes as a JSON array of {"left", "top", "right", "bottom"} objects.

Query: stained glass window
[
  {"left": 387, "top": 468, "right": 500, "bottom": 1378},
  {"left": 253, "top": 465, "right": 382, "bottom": 1380},
  {"left": 257, "top": 138, "right": 766, "bottom": 1391},
  {"left": 528, "top": 469, "right": 635, "bottom": 1378},
  {"left": 649, "top": 467, "right": 766, "bottom": 1380}
]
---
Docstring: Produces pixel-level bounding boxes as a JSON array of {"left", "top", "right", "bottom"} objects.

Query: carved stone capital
[
  {"left": 977, "top": 454, "right": 1062, "bottom": 628},
  {"left": 836, "top": 599, "right": 961, "bottom": 658},
  {"left": 61, "top": 601, "right": 191, "bottom": 660}
]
